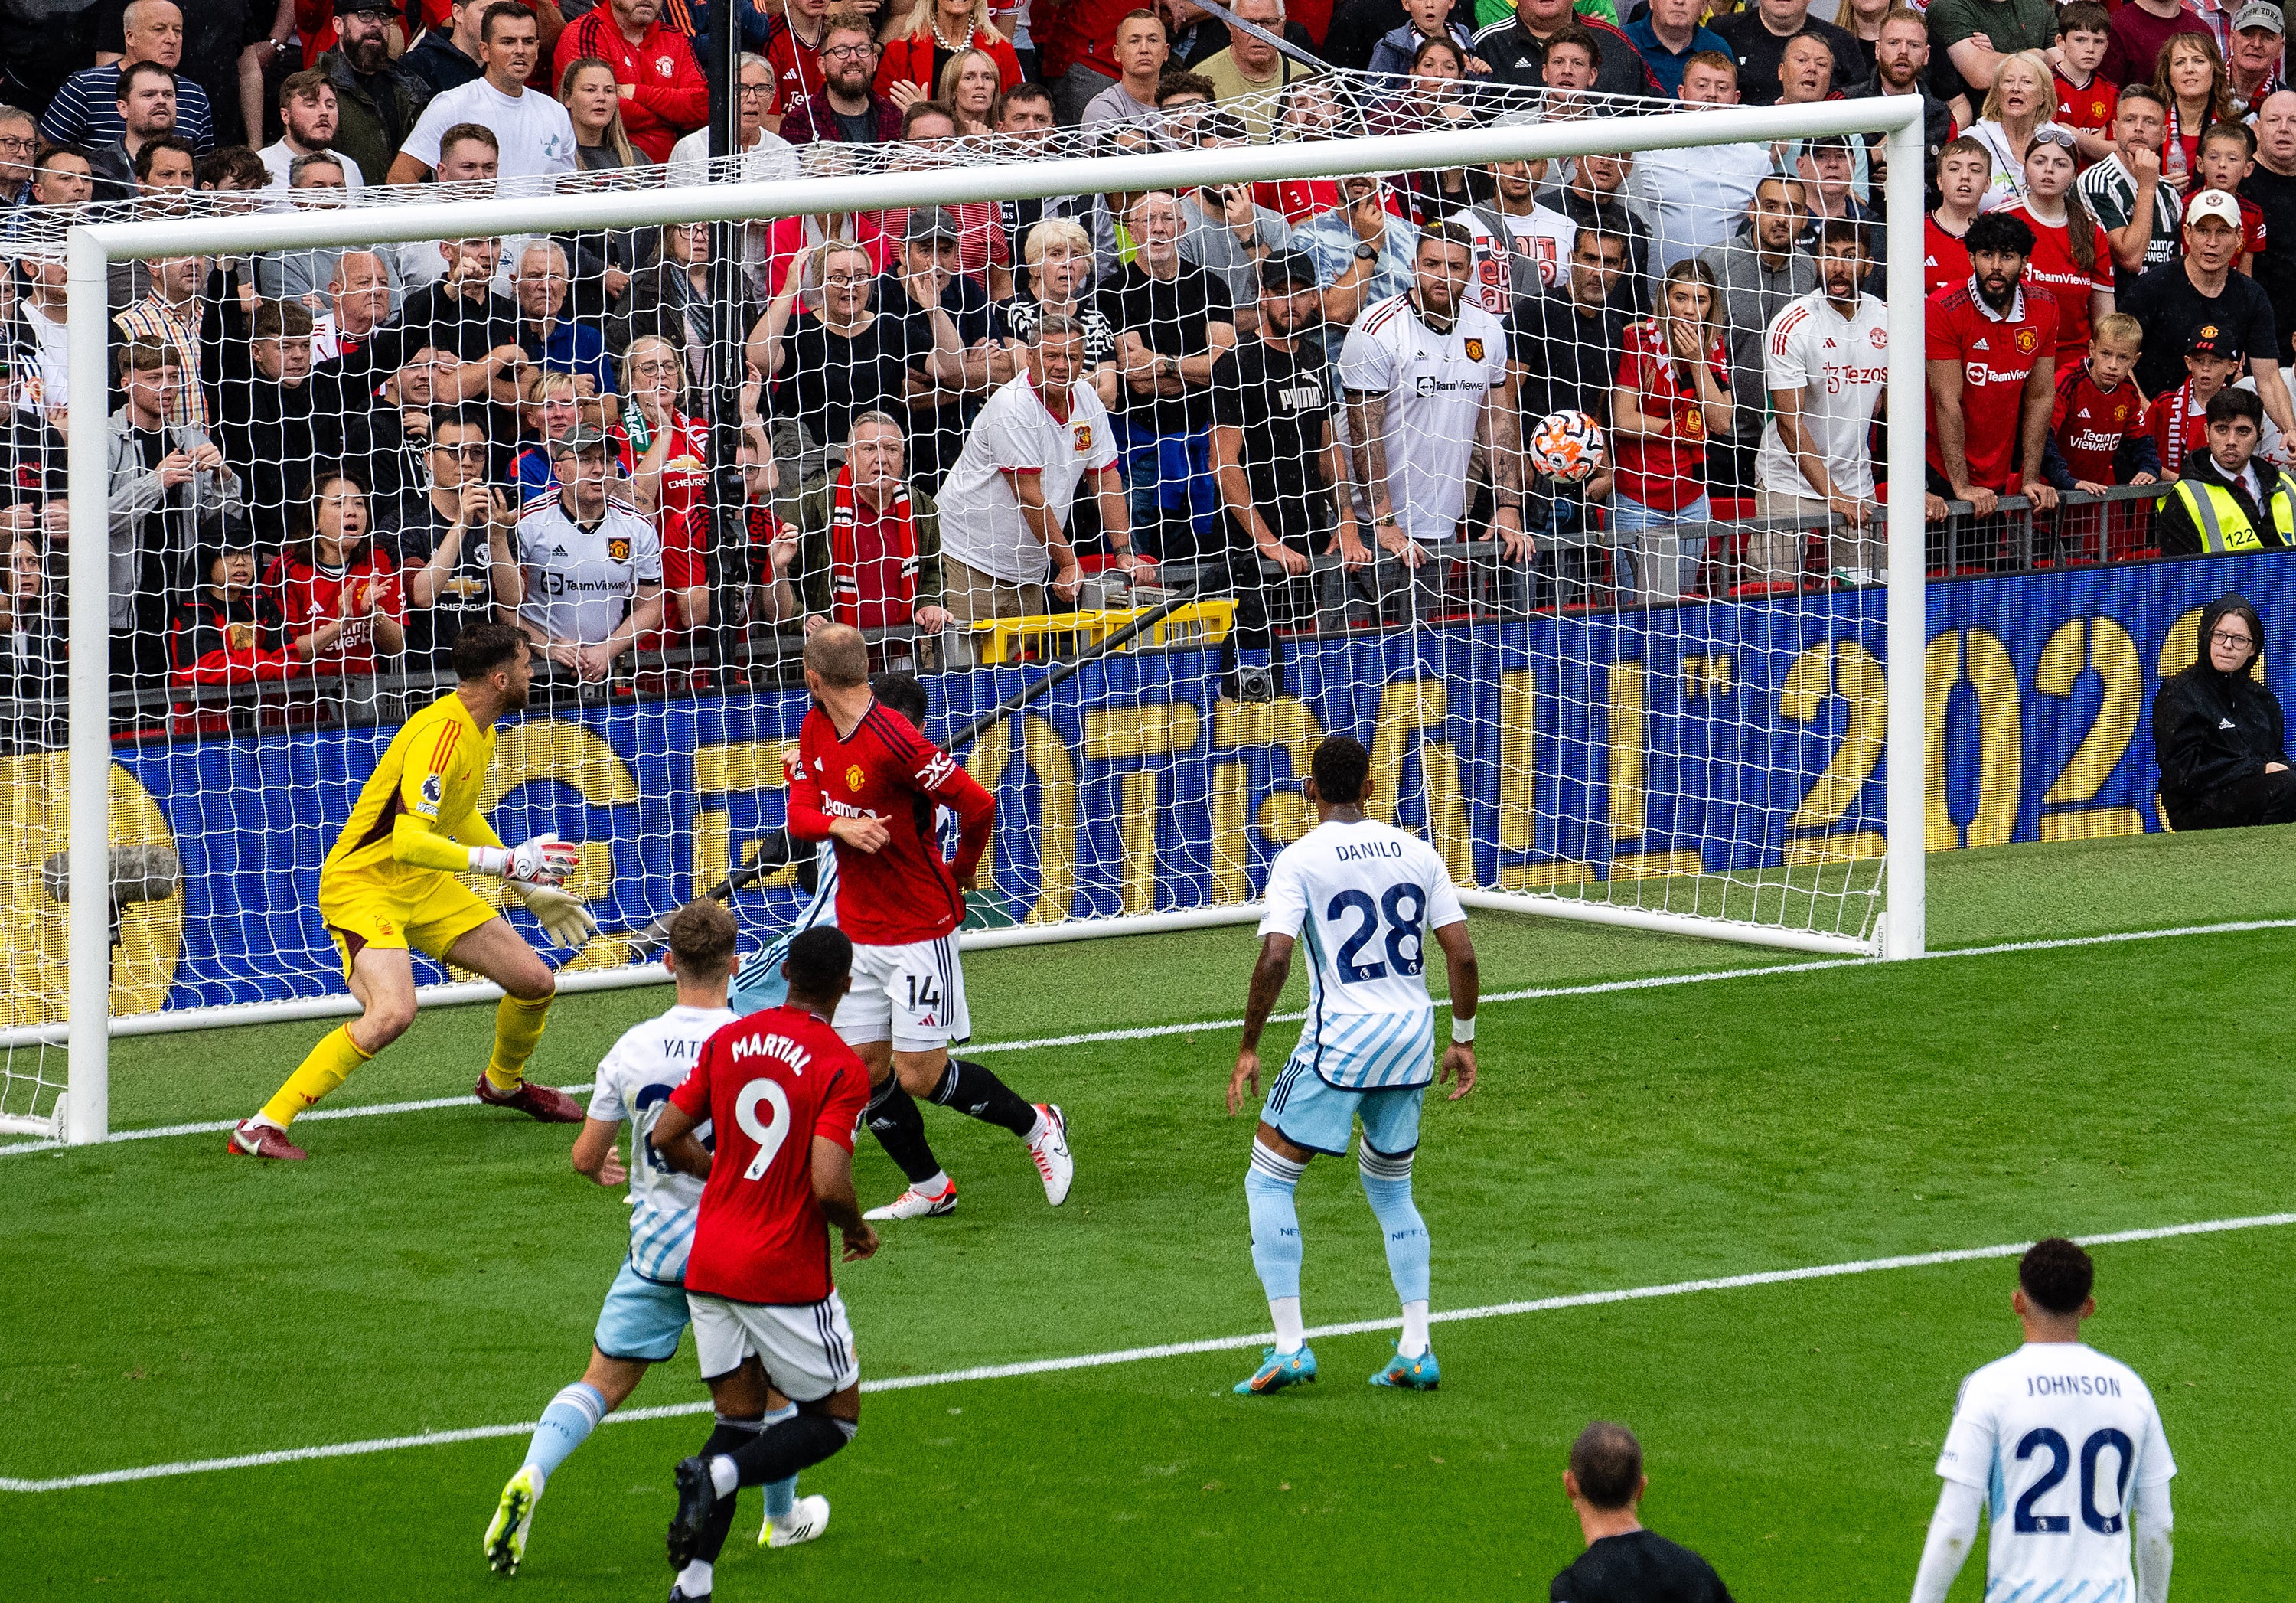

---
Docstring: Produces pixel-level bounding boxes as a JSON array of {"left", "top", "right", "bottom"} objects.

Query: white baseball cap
[{"left": 2186, "top": 189, "right": 2243, "bottom": 230}]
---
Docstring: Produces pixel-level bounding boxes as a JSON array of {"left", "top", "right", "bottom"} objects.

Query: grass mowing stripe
[
  {"left": 6, "top": 915, "right": 2293, "bottom": 1159},
  {"left": 9, "top": 1210, "right": 2288, "bottom": 1497}
]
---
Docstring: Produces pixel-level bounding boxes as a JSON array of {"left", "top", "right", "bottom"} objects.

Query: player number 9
[{"left": 735, "top": 1077, "right": 794, "bottom": 1181}]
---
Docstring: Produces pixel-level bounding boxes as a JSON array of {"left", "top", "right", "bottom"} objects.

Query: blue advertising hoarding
[{"left": 38, "top": 550, "right": 2293, "bottom": 1027}]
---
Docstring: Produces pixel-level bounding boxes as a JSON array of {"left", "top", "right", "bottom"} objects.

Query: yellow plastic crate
[{"left": 969, "top": 599, "right": 1235, "bottom": 664}]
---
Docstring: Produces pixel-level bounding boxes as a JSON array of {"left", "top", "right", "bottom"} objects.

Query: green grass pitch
[{"left": 5, "top": 827, "right": 2295, "bottom": 1600}]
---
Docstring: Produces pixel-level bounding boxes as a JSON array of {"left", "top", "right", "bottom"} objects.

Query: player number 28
[
  {"left": 2013, "top": 1426, "right": 2137, "bottom": 1535},
  {"left": 1328, "top": 885, "right": 1426, "bottom": 983}
]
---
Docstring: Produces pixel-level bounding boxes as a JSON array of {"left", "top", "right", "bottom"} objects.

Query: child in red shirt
[{"left": 2053, "top": 4, "right": 2120, "bottom": 168}]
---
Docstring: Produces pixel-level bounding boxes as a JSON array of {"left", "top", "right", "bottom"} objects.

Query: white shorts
[
  {"left": 833, "top": 934, "right": 970, "bottom": 1052},
  {"left": 688, "top": 1289, "right": 860, "bottom": 1403}
]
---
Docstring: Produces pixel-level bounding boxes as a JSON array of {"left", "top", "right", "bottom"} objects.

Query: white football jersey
[
  {"left": 1336, "top": 292, "right": 1510, "bottom": 544},
  {"left": 1258, "top": 817, "right": 1466, "bottom": 1090},
  {"left": 1458, "top": 204, "right": 1577, "bottom": 317},
  {"left": 587, "top": 1003, "right": 734, "bottom": 1282},
  {"left": 1934, "top": 1341, "right": 2175, "bottom": 1601},
  {"left": 517, "top": 498, "right": 662, "bottom": 648},
  {"left": 1754, "top": 289, "right": 1890, "bottom": 501}
]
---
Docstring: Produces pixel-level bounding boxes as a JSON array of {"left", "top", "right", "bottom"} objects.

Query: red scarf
[
  {"left": 829, "top": 464, "right": 918, "bottom": 628},
  {"left": 2154, "top": 380, "right": 2206, "bottom": 480}
]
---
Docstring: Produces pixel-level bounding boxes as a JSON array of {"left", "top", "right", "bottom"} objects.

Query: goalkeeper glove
[
  {"left": 470, "top": 832, "right": 581, "bottom": 885},
  {"left": 514, "top": 883, "right": 600, "bottom": 948}
]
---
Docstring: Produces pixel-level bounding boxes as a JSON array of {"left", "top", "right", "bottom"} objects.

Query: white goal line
[
  {"left": 3, "top": 1210, "right": 2285, "bottom": 1495},
  {"left": 2, "top": 915, "right": 2290, "bottom": 1160}
]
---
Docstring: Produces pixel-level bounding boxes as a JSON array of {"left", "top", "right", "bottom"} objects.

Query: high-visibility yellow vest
[{"left": 2170, "top": 470, "right": 2296, "bottom": 553}]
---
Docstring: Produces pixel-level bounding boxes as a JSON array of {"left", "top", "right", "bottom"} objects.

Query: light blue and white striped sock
[
  {"left": 1358, "top": 1145, "right": 1430, "bottom": 1354},
  {"left": 520, "top": 1381, "right": 608, "bottom": 1494},
  {"left": 1246, "top": 1140, "right": 1309, "bottom": 1347}
]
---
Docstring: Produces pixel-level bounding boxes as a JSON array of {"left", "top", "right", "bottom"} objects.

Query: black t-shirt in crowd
[
  {"left": 1509, "top": 287, "right": 1633, "bottom": 428},
  {"left": 876, "top": 268, "right": 1004, "bottom": 487},
  {"left": 772, "top": 315, "right": 913, "bottom": 454},
  {"left": 2240, "top": 164, "right": 2296, "bottom": 367},
  {"left": 1097, "top": 260, "right": 1235, "bottom": 437},
  {"left": 1208, "top": 335, "right": 1338, "bottom": 547},
  {"left": 375, "top": 492, "right": 504, "bottom": 668},
  {"left": 833, "top": 107, "right": 879, "bottom": 145},
  {"left": 1711, "top": 10, "right": 1867, "bottom": 103},
  {"left": 2121, "top": 261, "right": 2285, "bottom": 398},
  {"left": 1550, "top": 1529, "right": 1736, "bottom": 1603},
  {"left": 367, "top": 282, "right": 523, "bottom": 375}
]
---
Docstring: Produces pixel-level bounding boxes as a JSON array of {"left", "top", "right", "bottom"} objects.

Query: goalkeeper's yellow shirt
[{"left": 321, "top": 690, "right": 506, "bottom": 896}]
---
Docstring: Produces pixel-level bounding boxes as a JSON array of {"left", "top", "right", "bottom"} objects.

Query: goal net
[{"left": 9, "top": 77, "right": 1924, "bottom": 1140}]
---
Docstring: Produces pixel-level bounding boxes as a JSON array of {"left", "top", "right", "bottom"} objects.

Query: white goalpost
[{"left": 17, "top": 90, "right": 1926, "bottom": 1144}]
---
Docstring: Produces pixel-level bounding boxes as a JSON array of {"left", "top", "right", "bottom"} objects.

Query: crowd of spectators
[{"left": 0, "top": 0, "right": 2293, "bottom": 728}]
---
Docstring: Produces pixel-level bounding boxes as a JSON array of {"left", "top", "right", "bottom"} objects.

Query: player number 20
[
  {"left": 1328, "top": 884, "right": 1426, "bottom": 983},
  {"left": 2012, "top": 1426, "right": 2137, "bottom": 1535}
]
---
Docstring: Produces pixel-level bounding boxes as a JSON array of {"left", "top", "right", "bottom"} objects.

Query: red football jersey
[
  {"left": 673, "top": 1005, "right": 872, "bottom": 1306},
  {"left": 262, "top": 548, "right": 405, "bottom": 678},
  {"left": 765, "top": 16, "right": 823, "bottom": 118},
  {"left": 787, "top": 700, "right": 996, "bottom": 946},
  {"left": 1610, "top": 318, "right": 1730, "bottom": 515},
  {"left": 2051, "top": 363, "right": 2148, "bottom": 484},
  {"left": 554, "top": 11, "right": 708, "bottom": 162},
  {"left": 2004, "top": 201, "right": 2115, "bottom": 359},
  {"left": 1923, "top": 216, "right": 1972, "bottom": 302},
  {"left": 2053, "top": 70, "right": 2118, "bottom": 136},
  {"left": 640, "top": 409, "right": 709, "bottom": 596},
  {"left": 1926, "top": 281, "right": 2060, "bottom": 491}
]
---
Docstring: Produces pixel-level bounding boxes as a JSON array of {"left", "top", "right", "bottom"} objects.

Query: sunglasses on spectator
[{"left": 2030, "top": 126, "right": 2077, "bottom": 151}]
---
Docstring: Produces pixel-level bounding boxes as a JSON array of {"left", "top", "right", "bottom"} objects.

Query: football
[{"left": 1528, "top": 409, "right": 1606, "bottom": 483}]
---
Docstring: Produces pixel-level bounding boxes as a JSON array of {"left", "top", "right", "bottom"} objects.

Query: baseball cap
[
  {"left": 2186, "top": 188, "right": 2243, "bottom": 230},
  {"left": 2187, "top": 324, "right": 2244, "bottom": 360},
  {"left": 2232, "top": 2, "right": 2284, "bottom": 32},
  {"left": 1258, "top": 249, "right": 1319, "bottom": 290},
  {"left": 903, "top": 206, "right": 963, "bottom": 243},
  {"left": 334, "top": 0, "right": 399, "bottom": 15},
  {"left": 549, "top": 425, "right": 615, "bottom": 458}
]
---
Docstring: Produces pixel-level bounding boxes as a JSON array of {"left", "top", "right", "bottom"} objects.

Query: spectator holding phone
[
  {"left": 1608, "top": 259, "right": 1733, "bottom": 606},
  {"left": 377, "top": 406, "right": 523, "bottom": 669}
]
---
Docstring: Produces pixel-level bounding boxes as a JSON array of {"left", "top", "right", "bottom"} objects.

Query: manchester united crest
[
  {"left": 1463, "top": 338, "right": 1486, "bottom": 361},
  {"left": 608, "top": 537, "right": 631, "bottom": 560},
  {"left": 1682, "top": 406, "right": 1705, "bottom": 438},
  {"left": 1073, "top": 423, "right": 1093, "bottom": 452},
  {"left": 846, "top": 764, "right": 865, "bottom": 792},
  {"left": 2014, "top": 328, "right": 2038, "bottom": 354}
]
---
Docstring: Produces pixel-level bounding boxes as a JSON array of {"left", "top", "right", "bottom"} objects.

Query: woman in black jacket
[{"left": 2152, "top": 592, "right": 2296, "bottom": 829}]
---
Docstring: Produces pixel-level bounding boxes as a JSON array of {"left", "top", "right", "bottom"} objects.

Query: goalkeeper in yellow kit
[{"left": 230, "top": 625, "right": 603, "bottom": 1161}]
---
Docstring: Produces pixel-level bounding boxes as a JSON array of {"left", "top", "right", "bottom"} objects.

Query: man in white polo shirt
[
  {"left": 388, "top": 2, "right": 575, "bottom": 189},
  {"left": 935, "top": 315, "right": 1149, "bottom": 622},
  {"left": 516, "top": 427, "right": 666, "bottom": 683}
]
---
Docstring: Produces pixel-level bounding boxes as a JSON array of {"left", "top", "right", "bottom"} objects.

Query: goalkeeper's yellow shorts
[{"left": 317, "top": 868, "right": 499, "bottom": 978}]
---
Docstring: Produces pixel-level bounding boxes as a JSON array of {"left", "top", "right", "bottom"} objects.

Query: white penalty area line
[
  {"left": 5, "top": 916, "right": 2294, "bottom": 1159},
  {"left": 5, "top": 1209, "right": 2288, "bottom": 1495}
]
